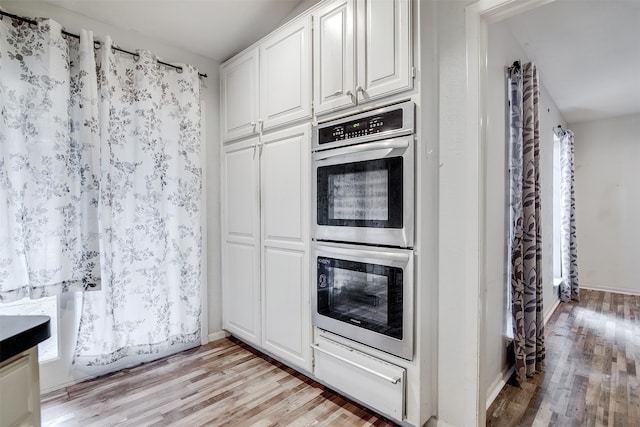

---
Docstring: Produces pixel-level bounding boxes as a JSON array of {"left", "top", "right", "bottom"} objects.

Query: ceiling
[
  {"left": 505, "top": 0, "right": 640, "bottom": 124},
  {"left": 8, "top": 0, "right": 638, "bottom": 124},
  {"left": 39, "top": 0, "right": 316, "bottom": 62}
]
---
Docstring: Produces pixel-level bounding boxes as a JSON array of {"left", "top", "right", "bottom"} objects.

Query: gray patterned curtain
[
  {"left": 507, "top": 61, "right": 545, "bottom": 381},
  {"left": 559, "top": 130, "right": 579, "bottom": 302}
]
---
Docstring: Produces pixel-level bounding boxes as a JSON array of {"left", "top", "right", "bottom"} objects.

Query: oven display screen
[{"left": 317, "top": 108, "right": 404, "bottom": 144}]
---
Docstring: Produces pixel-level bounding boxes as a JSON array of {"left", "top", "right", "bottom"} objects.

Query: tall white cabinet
[
  {"left": 260, "top": 126, "right": 310, "bottom": 369},
  {"left": 220, "top": 0, "right": 417, "bottom": 419},
  {"left": 221, "top": 137, "right": 261, "bottom": 346},
  {"left": 313, "top": 0, "right": 412, "bottom": 115},
  {"left": 222, "top": 125, "right": 311, "bottom": 371}
]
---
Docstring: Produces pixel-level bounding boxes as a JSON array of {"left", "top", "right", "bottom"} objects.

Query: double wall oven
[{"left": 312, "top": 101, "right": 415, "bottom": 360}]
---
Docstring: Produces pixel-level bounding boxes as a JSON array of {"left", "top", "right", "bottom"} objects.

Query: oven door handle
[
  {"left": 313, "top": 139, "right": 409, "bottom": 161},
  {"left": 310, "top": 344, "right": 402, "bottom": 384},
  {"left": 314, "top": 244, "right": 411, "bottom": 263}
]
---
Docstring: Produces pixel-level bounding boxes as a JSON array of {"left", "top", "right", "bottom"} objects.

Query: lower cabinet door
[
  {"left": 0, "top": 348, "right": 41, "bottom": 427},
  {"left": 260, "top": 124, "right": 311, "bottom": 371},
  {"left": 222, "top": 138, "right": 261, "bottom": 346},
  {"left": 313, "top": 336, "right": 406, "bottom": 421}
]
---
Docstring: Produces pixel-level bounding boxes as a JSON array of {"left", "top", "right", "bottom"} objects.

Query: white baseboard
[
  {"left": 485, "top": 364, "right": 515, "bottom": 410},
  {"left": 42, "top": 375, "right": 91, "bottom": 395},
  {"left": 544, "top": 297, "right": 561, "bottom": 325},
  {"left": 581, "top": 283, "right": 640, "bottom": 296},
  {"left": 427, "top": 417, "right": 458, "bottom": 427},
  {"left": 207, "top": 330, "right": 230, "bottom": 342}
]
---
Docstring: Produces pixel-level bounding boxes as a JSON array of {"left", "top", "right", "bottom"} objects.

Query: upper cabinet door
[
  {"left": 313, "top": 0, "right": 356, "bottom": 115},
  {"left": 356, "top": 0, "right": 412, "bottom": 103},
  {"left": 221, "top": 48, "right": 259, "bottom": 142},
  {"left": 260, "top": 16, "right": 312, "bottom": 132}
]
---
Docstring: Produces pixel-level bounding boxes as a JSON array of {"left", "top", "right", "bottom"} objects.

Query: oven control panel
[{"left": 314, "top": 101, "right": 414, "bottom": 149}]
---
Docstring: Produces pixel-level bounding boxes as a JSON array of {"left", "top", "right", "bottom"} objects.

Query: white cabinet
[
  {"left": 221, "top": 16, "right": 312, "bottom": 142},
  {"left": 221, "top": 125, "right": 311, "bottom": 371},
  {"left": 0, "top": 348, "right": 41, "bottom": 427},
  {"left": 260, "top": 125, "right": 310, "bottom": 369},
  {"left": 221, "top": 50, "right": 259, "bottom": 142},
  {"left": 313, "top": 0, "right": 412, "bottom": 115},
  {"left": 356, "top": 0, "right": 412, "bottom": 101},
  {"left": 260, "top": 17, "right": 312, "bottom": 131},
  {"left": 313, "top": 0, "right": 356, "bottom": 114},
  {"left": 221, "top": 137, "right": 261, "bottom": 346}
]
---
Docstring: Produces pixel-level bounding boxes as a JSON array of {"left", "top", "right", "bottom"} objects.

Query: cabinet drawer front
[{"left": 313, "top": 337, "right": 405, "bottom": 420}]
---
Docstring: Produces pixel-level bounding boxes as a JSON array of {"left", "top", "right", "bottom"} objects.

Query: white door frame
[{"left": 463, "top": 0, "right": 555, "bottom": 425}]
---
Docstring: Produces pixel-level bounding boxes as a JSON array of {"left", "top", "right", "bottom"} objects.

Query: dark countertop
[{"left": 0, "top": 315, "right": 51, "bottom": 363}]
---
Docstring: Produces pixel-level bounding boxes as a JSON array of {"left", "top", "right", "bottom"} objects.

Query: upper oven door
[{"left": 313, "top": 136, "right": 414, "bottom": 248}]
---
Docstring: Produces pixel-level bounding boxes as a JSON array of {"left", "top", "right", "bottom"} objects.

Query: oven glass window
[
  {"left": 317, "top": 256, "right": 403, "bottom": 339},
  {"left": 317, "top": 157, "right": 403, "bottom": 228}
]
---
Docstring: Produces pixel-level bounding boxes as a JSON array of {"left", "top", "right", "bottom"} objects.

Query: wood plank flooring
[
  {"left": 41, "top": 336, "right": 397, "bottom": 426},
  {"left": 487, "top": 289, "right": 640, "bottom": 426},
  {"left": 41, "top": 289, "right": 638, "bottom": 426}
]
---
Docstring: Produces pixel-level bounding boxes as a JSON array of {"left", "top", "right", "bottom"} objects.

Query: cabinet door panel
[
  {"left": 221, "top": 49, "right": 259, "bottom": 141},
  {"left": 263, "top": 248, "right": 309, "bottom": 370},
  {"left": 260, "top": 124, "right": 310, "bottom": 370},
  {"left": 262, "top": 134, "right": 305, "bottom": 243},
  {"left": 223, "top": 140, "right": 259, "bottom": 238},
  {"left": 223, "top": 242, "right": 260, "bottom": 344},
  {"left": 222, "top": 139, "right": 261, "bottom": 346},
  {"left": 260, "top": 16, "right": 312, "bottom": 131},
  {"left": 357, "top": 0, "right": 412, "bottom": 102},
  {"left": 313, "top": 0, "right": 356, "bottom": 115},
  {"left": 0, "top": 350, "right": 40, "bottom": 427}
]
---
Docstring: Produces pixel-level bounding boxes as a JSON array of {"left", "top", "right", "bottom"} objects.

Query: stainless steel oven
[
  {"left": 312, "top": 101, "right": 415, "bottom": 248},
  {"left": 312, "top": 242, "right": 414, "bottom": 360}
]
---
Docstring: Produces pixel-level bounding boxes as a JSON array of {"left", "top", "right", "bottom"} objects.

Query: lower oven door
[
  {"left": 312, "top": 136, "right": 414, "bottom": 248},
  {"left": 312, "top": 242, "right": 414, "bottom": 360}
]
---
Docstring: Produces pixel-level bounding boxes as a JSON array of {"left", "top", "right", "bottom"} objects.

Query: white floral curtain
[
  {"left": 74, "top": 37, "right": 202, "bottom": 365},
  {"left": 1, "top": 15, "right": 202, "bottom": 365},
  {"left": 0, "top": 18, "right": 101, "bottom": 301},
  {"left": 559, "top": 129, "right": 579, "bottom": 302},
  {"left": 508, "top": 61, "right": 545, "bottom": 382}
]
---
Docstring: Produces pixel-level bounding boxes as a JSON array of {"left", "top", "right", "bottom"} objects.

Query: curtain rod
[{"left": 0, "top": 10, "right": 207, "bottom": 79}]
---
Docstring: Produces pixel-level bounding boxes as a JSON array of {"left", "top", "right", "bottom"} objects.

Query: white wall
[
  {"left": 484, "top": 20, "right": 565, "bottom": 407},
  {"left": 0, "top": 1, "right": 223, "bottom": 390},
  {"left": 436, "top": 1, "right": 477, "bottom": 425},
  {"left": 571, "top": 114, "right": 640, "bottom": 295}
]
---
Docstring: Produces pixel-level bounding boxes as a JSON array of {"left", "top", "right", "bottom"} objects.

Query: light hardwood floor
[
  {"left": 42, "top": 289, "right": 638, "bottom": 426},
  {"left": 487, "top": 289, "right": 640, "bottom": 426},
  {"left": 41, "top": 337, "right": 397, "bottom": 426}
]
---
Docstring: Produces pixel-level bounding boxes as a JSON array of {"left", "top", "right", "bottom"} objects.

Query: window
[
  {"left": 0, "top": 296, "right": 59, "bottom": 362},
  {"left": 552, "top": 134, "right": 563, "bottom": 284}
]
